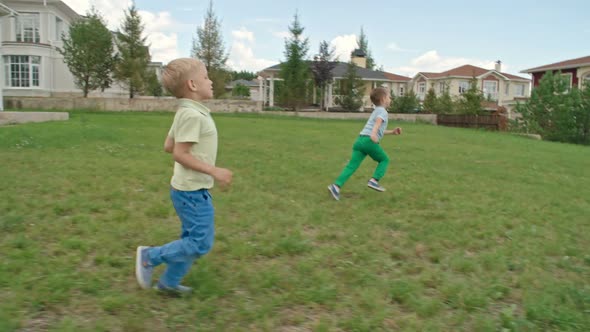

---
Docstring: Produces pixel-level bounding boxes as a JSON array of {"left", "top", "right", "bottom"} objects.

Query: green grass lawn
[{"left": 0, "top": 111, "right": 589, "bottom": 331}]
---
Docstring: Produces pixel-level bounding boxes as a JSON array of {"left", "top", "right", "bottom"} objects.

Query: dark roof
[
  {"left": 521, "top": 55, "right": 590, "bottom": 73},
  {"left": 351, "top": 49, "right": 366, "bottom": 57},
  {"left": 259, "top": 61, "right": 408, "bottom": 81}
]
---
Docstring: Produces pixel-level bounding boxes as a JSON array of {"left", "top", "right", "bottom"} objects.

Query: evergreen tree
[
  {"left": 114, "top": 4, "right": 151, "bottom": 98},
  {"left": 59, "top": 8, "right": 115, "bottom": 97},
  {"left": 389, "top": 90, "right": 419, "bottom": 113},
  {"left": 144, "top": 69, "right": 163, "bottom": 97},
  {"left": 456, "top": 79, "right": 484, "bottom": 115},
  {"left": 357, "top": 27, "right": 375, "bottom": 69},
  {"left": 192, "top": 0, "right": 229, "bottom": 97},
  {"left": 310, "top": 41, "right": 336, "bottom": 110},
  {"left": 230, "top": 70, "right": 256, "bottom": 81},
  {"left": 279, "top": 12, "right": 310, "bottom": 111},
  {"left": 422, "top": 87, "right": 438, "bottom": 113},
  {"left": 339, "top": 61, "right": 364, "bottom": 111},
  {"left": 436, "top": 85, "right": 454, "bottom": 114}
]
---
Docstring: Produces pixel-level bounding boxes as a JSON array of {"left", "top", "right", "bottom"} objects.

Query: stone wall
[
  {"left": 0, "top": 112, "right": 69, "bottom": 125},
  {"left": 4, "top": 96, "right": 262, "bottom": 113},
  {"left": 263, "top": 111, "right": 438, "bottom": 124}
]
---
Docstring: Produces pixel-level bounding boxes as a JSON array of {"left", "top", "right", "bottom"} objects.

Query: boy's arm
[
  {"left": 370, "top": 117, "right": 384, "bottom": 142},
  {"left": 164, "top": 136, "right": 175, "bottom": 153},
  {"left": 173, "top": 142, "right": 233, "bottom": 186},
  {"left": 385, "top": 127, "right": 403, "bottom": 135}
]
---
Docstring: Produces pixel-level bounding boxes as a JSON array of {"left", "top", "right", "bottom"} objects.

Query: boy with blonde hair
[
  {"left": 135, "top": 58, "right": 232, "bottom": 294},
  {"left": 328, "top": 87, "right": 402, "bottom": 200}
]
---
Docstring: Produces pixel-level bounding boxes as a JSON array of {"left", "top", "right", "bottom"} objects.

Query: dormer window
[{"left": 16, "top": 13, "right": 40, "bottom": 43}]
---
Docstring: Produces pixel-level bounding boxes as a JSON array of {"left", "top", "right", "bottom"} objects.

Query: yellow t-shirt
[{"left": 168, "top": 99, "right": 218, "bottom": 191}]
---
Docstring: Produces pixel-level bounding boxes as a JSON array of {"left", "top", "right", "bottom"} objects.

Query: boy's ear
[{"left": 187, "top": 79, "right": 198, "bottom": 92}]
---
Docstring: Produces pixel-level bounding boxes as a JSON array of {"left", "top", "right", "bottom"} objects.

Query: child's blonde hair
[
  {"left": 370, "top": 87, "right": 389, "bottom": 106},
  {"left": 161, "top": 58, "right": 201, "bottom": 98}
]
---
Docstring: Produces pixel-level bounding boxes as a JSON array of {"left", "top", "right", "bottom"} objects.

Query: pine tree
[
  {"left": 279, "top": 12, "right": 310, "bottom": 111},
  {"left": 114, "top": 4, "right": 150, "bottom": 98},
  {"left": 422, "top": 87, "right": 438, "bottom": 113},
  {"left": 59, "top": 8, "right": 115, "bottom": 97},
  {"left": 390, "top": 90, "right": 419, "bottom": 113},
  {"left": 456, "top": 79, "right": 484, "bottom": 115},
  {"left": 310, "top": 41, "right": 336, "bottom": 110},
  {"left": 357, "top": 27, "right": 375, "bottom": 70},
  {"left": 192, "top": 0, "right": 229, "bottom": 97},
  {"left": 339, "top": 61, "right": 364, "bottom": 111}
]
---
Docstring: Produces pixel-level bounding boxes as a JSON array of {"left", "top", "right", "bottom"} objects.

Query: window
[
  {"left": 55, "top": 17, "right": 64, "bottom": 40},
  {"left": 16, "top": 13, "right": 40, "bottom": 43},
  {"left": 418, "top": 82, "right": 426, "bottom": 93},
  {"left": 561, "top": 73, "right": 573, "bottom": 90},
  {"left": 4, "top": 55, "right": 41, "bottom": 87},
  {"left": 582, "top": 73, "right": 590, "bottom": 88},
  {"left": 505, "top": 83, "right": 510, "bottom": 95},
  {"left": 514, "top": 84, "right": 525, "bottom": 97},
  {"left": 483, "top": 80, "right": 498, "bottom": 100},
  {"left": 438, "top": 82, "right": 446, "bottom": 94},
  {"left": 458, "top": 81, "right": 469, "bottom": 94},
  {"left": 399, "top": 86, "right": 404, "bottom": 96}
]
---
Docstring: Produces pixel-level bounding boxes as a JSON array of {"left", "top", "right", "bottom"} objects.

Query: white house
[{"left": 0, "top": 0, "right": 160, "bottom": 104}]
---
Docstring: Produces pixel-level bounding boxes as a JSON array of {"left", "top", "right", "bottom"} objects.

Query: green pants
[{"left": 335, "top": 136, "right": 390, "bottom": 187}]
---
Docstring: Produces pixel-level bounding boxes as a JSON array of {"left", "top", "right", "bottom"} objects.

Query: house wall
[{"left": 532, "top": 68, "right": 578, "bottom": 87}]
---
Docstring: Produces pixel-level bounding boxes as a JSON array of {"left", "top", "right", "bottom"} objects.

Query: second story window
[
  {"left": 55, "top": 17, "right": 64, "bottom": 40},
  {"left": 16, "top": 13, "right": 41, "bottom": 43},
  {"left": 458, "top": 81, "right": 469, "bottom": 94},
  {"left": 515, "top": 84, "right": 525, "bottom": 97}
]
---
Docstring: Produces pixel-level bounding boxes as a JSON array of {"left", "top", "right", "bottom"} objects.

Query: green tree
[
  {"left": 144, "top": 68, "right": 163, "bottom": 97},
  {"left": 422, "top": 87, "right": 438, "bottom": 113},
  {"left": 455, "top": 79, "right": 484, "bottom": 115},
  {"left": 192, "top": 0, "right": 229, "bottom": 98},
  {"left": 310, "top": 41, "right": 336, "bottom": 110},
  {"left": 114, "top": 4, "right": 150, "bottom": 98},
  {"left": 517, "top": 71, "right": 590, "bottom": 144},
  {"left": 230, "top": 70, "right": 256, "bottom": 81},
  {"left": 59, "top": 8, "right": 116, "bottom": 97},
  {"left": 389, "top": 90, "right": 419, "bottom": 113},
  {"left": 232, "top": 83, "right": 250, "bottom": 97},
  {"left": 339, "top": 61, "right": 364, "bottom": 112},
  {"left": 279, "top": 12, "right": 310, "bottom": 111},
  {"left": 357, "top": 27, "right": 375, "bottom": 69},
  {"left": 436, "top": 89, "right": 454, "bottom": 114}
]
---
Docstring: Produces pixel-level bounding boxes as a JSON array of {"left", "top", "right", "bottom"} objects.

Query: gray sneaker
[
  {"left": 135, "top": 246, "right": 154, "bottom": 289},
  {"left": 328, "top": 184, "right": 340, "bottom": 201},
  {"left": 154, "top": 281, "right": 193, "bottom": 296},
  {"left": 367, "top": 179, "right": 386, "bottom": 192}
]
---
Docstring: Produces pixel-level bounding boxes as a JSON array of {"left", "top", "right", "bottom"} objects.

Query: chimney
[
  {"left": 351, "top": 49, "right": 367, "bottom": 68},
  {"left": 495, "top": 60, "right": 502, "bottom": 72}
]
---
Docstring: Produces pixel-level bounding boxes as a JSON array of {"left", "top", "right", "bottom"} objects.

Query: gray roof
[{"left": 261, "top": 61, "right": 395, "bottom": 81}]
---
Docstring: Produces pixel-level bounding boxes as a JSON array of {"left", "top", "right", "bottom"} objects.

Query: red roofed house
[
  {"left": 410, "top": 61, "right": 530, "bottom": 117},
  {"left": 521, "top": 55, "right": 590, "bottom": 89}
]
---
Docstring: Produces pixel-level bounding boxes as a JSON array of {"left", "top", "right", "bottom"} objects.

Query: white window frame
[
  {"left": 583, "top": 73, "right": 590, "bottom": 88},
  {"left": 4, "top": 55, "right": 41, "bottom": 88},
  {"left": 483, "top": 80, "right": 498, "bottom": 100},
  {"left": 438, "top": 82, "right": 446, "bottom": 94},
  {"left": 458, "top": 81, "right": 469, "bottom": 94},
  {"left": 418, "top": 82, "right": 426, "bottom": 94},
  {"left": 55, "top": 16, "right": 64, "bottom": 41},
  {"left": 505, "top": 82, "right": 510, "bottom": 95},
  {"left": 514, "top": 84, "right": 525, "bottom": 97},
  {"left": 561, "top": 73, "right": 573, "bottom": 90},
  {"left": 15, "top": 13, "right": 40, "bottom": 43}
]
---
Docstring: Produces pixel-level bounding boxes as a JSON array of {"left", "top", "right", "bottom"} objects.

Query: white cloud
[
  {"left": 232, "top": 27, "right": 254, "bottom": 42},
  {"left": 386, "top": 42, "right": 415, "bottom": 53},
  {"left": 227, "top": 41, "right": 275, "bottom": 72},
  {"left": 62, "top": 1, "right": 181, "bottom": 64},
  {"left": 330, "top": 34, "right": 358, "bottom": 61},
  {"left": 388, "top": 50, "right": 499, "bottom": 77}
]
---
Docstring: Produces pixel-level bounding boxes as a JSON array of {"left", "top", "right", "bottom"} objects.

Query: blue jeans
[{"left": 147, "top": 188, "right": 214, "bottom": 287}]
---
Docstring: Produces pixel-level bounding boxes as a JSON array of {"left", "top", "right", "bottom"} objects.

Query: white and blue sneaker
[
  {"left": 154, "top": 281, "right": 193, "bottom": 296},
  {"left": 135, "top": 246, "right": 154, "bottom": 289},
  {"left": 328, "top": 184, "right": 340, "bottom": 201},
  {"left": 367, "top": 179, "right": 386, "bottom": 192}
]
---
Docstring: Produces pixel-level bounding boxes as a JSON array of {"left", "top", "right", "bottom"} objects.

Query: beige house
[
  {"left": 258, "top": 49, "right": 411, "bottom": 111},
  {"left": 0, "top": 0, "right": 160, "bottom": 102},
  {"left": 410, "top": 62, "right": 530, "bottom": 116}
]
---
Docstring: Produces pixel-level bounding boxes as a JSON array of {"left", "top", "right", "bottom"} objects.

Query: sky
[{"left": 62, "top": 0, "right": 590, "bottom": 78}]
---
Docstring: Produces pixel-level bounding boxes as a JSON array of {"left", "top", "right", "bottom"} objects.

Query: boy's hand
[
  {"left": 370, "top": 133, "right": 379, "bottom": 143},
  {"left": 393, "top": 127, "right": 402, "bottom": 135},
  {"left": 212, "top": 167, "right": 233, "bottom": 187}
]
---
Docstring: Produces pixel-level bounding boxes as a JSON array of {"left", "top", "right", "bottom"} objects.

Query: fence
[{"left": 437, "top": 114, "right": 508, "bottom": 131}]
